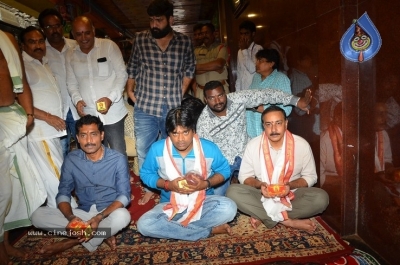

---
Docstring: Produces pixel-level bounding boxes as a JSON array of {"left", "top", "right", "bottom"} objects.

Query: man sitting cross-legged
[
  {"left": 31, "top": 115, "right": 131, "bottom": 255},
  {"left": 137, "top": 107, "right": 237, "bottom": 241},
  {"left": 226, "top": 106, "right": 328, "bottom": 232},
  {"left": 196, "top": 80, "right": 311, "bottom": 196}
]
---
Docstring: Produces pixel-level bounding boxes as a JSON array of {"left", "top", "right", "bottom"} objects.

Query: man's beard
[{"left": 150, "top": 25, "right": 172, "bottom": 39}]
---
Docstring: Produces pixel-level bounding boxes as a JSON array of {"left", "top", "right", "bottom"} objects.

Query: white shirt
[
  {"left": 45, "top": 38, "right": 79, "bottom": 120},
  {"left": 66, "top": 38, "right": 128, "bottom": 125},
  {"left": 235, "top": 42, "right": 263, "bottom": 91},
  {"left": 238, "top": 133, "right": 317, "bottom": 187},
  {"left": 23, "top": 51, "right": 66, "bottom": 141}
]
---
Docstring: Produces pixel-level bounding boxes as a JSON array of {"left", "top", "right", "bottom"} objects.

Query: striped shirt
[{"left": 126, "top": 30, "right": 195, "bottom": 117}]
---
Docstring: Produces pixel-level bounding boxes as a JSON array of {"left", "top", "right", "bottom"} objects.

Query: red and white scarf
[
  {"left": 259, "top": 131, "right": 295, "bottom": 221},
  {"left": 162, "top": 135, "right": 207, "bottom": 226}
]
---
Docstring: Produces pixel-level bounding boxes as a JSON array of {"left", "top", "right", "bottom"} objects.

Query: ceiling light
[
  {"left": 256, "top": 25, "right": 263, "bottom": 28},
  {"left": 247, "top": 14, "right": 256, "bottom": 18}
]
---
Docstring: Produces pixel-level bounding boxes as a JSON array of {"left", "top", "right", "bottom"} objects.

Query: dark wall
[{"left": 221, "top": 0, "right": 400, "bottom": 264}]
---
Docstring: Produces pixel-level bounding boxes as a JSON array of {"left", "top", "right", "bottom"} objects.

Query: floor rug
[
  {"left": 327, "top": 249, "right": 381, "bottom": 265},
  {"left": 11, "top": 216, "right": 354, "bottom": 264},
  {"left": 11, "top": 172, "right": 354, "bottom": 264}
]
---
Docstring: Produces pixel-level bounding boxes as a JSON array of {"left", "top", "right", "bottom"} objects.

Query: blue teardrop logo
[{"left": 340, "top": 12, "right": 382, "bottom": 62}]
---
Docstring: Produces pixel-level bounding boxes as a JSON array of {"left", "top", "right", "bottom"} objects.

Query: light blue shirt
[
  {"left": 56, "top": 146, "right": 131, "bottom": 212},
  {"left": 140, "top": 138, "right": 231, "bottom": 203},
  {"left": 246, "top": 69, "right": 292, "bottom": 138}
]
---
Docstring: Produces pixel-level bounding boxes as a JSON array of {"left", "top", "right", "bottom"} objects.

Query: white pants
[{"left": 31, "top": 204, "right": 130, "bottom": 252}]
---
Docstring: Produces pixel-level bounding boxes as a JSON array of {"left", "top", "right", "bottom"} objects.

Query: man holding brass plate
[
  {"left": 66, "top": 16, "right": 128, "bottom": 156},
  {"left": 227, "top": 106, "right": 329, "bottom": 232}
]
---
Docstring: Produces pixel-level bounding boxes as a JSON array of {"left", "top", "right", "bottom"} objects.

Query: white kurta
[
  {"left": 23, "top": 51, "right": 71, "bottom": 208},
  {"left": 45, "top": 38, "right": 79, "bottom": 120},
  {"left": 66, "top": 38, "right": 128, "bottom": 125}
]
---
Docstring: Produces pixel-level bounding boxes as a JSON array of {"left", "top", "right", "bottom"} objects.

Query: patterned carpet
[
  {"left": 12, "top": 214, "right": 355, "bottom": 264},
  {"left": 11, "top": 172, "right": 358, "bottom": 264}
]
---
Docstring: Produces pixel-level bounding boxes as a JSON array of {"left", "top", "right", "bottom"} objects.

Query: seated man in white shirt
[{"left": 226, "top": 106, "right": 329, "bottom": 232}]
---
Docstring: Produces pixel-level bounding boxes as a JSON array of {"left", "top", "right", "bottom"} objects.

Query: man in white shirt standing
[
  {"left": 38, "top": 8, "right": 79, "bottom": 158},
  {"left": 67, "top": 16, "right": 128, "bottom": 155},
  {"left": 20, "top": 26, "right": 66, "bottom": 208},
  {"left": 235, "top": 20, "right": 263, "bottom": 92}
]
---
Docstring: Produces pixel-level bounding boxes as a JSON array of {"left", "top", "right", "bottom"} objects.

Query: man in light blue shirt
[
  {"left": 137, "top": 107, "right": 237, "bottom": 241},
  {"left": 31, "top": 115, "right": 131, "bottom": 255}
]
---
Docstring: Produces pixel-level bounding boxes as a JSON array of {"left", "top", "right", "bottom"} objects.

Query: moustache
[
  {"left": 214, "top": 103, "right": 223, "bottom": 108},
  {"left": 270, "top": 133, "right": 280, "bottom": 136},
  {"left": 34, "top": 48, "right": 43, "bottom": 52},
  {"left": 84, "top": 143, "right": 96, "bottom": 147}
]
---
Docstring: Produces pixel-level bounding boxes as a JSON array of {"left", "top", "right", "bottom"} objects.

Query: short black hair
[
  {"left": 203, "top": 80, "right": 224, "bottom": 98},
  {"left": 239, "top": 20, "right": 256, "bottom": 33},
  {"left": 181, "top": 95, "right": 205, "bottom": 124},
  {"left": 261, "top": 105, "right": 287, "bottom": 124},
  {"left": 193, "top": 23, "right": 204, "bottom": 32},
  {"left": 166, "top": 107, "right": 196, "bottom": 133},
  {"left": 147, "top": 0, "right": 174, "bottom": 19},
  {"left": 256, "top": 49, "right": 280, "bottom": 71},
  {"left": 75, "top": 115, "right": 104, "bottom": 134},
  {"left": 38, "top": 8, "right": 64, "bottom": 28},
  {"left": 19, "top": 26, "right": 46, "bottom": 44},
  {"left": 203, "top": 23, "right": 215, "bottom": 33}
]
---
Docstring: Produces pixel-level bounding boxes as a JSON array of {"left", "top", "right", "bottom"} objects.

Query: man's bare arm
[
  {"left": 181, "top": 76, "right": 193, "bottom": 95},
  {"left": 87, "top": 201, "right": 124, "bottom": 231},
  {"left": 243, "top": 177, "right": 263, "bottom": 189},
  {"left": 287, "top": 178, "right": 308, "bottom": 189},
  {"left": 0, "top": 50, "right": 15, "bottom": 106},
  {"left": 5, "top": 31, "right": 34, "bottom": 128},
  {"left": 34, "top": 107, "right": 66, "bottom": 131}
]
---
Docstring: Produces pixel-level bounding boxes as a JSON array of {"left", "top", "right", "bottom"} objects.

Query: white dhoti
[
  {"left": 28, "top": 138, "right": 77, "bottom": 209},
  {"left": 0, "top": 103, "right": 47, "bottom": 240}
]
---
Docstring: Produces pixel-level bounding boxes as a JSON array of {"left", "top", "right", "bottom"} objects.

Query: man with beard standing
[
  {"left": 38, "top": 8, "right": 79, "bottom": 158},
  {"left": 126, "top": 0, "right": 195, "bottom": 204}
]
